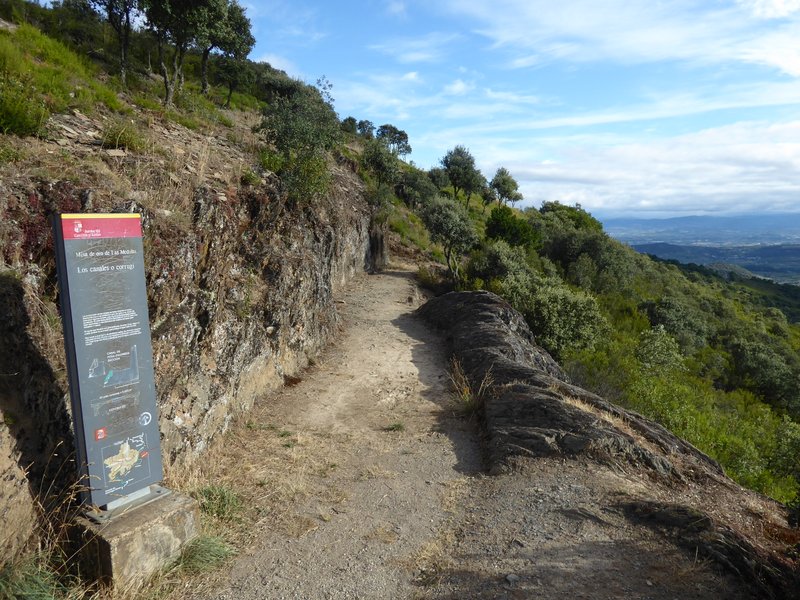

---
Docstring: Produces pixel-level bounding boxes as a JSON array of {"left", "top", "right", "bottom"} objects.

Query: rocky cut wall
[{"left": 0, "top": 163, "right": 373, "bottom": 560}]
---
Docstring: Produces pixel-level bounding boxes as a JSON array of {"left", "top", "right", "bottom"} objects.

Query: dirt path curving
[
  {"left": 192, "top": 266, "right": 753, "bottom": 600},
  {"left": 201, "top": 268, "right": 482, "bottom": 599}
]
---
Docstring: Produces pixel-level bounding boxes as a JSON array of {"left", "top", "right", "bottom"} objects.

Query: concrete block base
[{"left": 75, "top": 490, "right": 200, "bottom": 590}]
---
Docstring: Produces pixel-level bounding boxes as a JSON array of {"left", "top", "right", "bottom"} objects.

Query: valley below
[{"left": 604, "top": 213, "right": 800, "bottom": 284}]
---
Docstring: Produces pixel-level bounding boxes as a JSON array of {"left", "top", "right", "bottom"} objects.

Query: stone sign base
[{"left": 74, "top": 489, "right": 200, "bottom": 590}]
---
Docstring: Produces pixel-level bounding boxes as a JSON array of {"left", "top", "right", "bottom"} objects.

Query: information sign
[{"left": 53, "top": 213, "right": 163, "bottom": 507}]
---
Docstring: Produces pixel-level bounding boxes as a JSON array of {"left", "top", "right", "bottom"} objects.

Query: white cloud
[
  {"left": 739, "top": 0, "right": 800, "bottom": 18},
  {"left": 484, "top": 88, "right": 540, "bottom": 104},
  {"left": 386, "top": 1, "right": 407, "bottom": 16},
  {"left": 503, "top": 121, "right": 800, "bottom": 217},
  {"left": 417, "top": 79, "right": 800, "bottom": 142},
  {"left": 257, "top": 54, "right": 300, "bottom": 76},
  {"left": 441, "top": 0, "right": 800, "bottom": 76},
  {"left": 443, "top": 78, "right": 473, "bottom": 95},
  {"left": 370, "top": 32, "right": 461, "bottom": 63}
]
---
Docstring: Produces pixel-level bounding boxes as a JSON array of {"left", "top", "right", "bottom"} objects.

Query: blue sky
[{"left": 243, "top": 0, "right": 800, "bottom": 218}]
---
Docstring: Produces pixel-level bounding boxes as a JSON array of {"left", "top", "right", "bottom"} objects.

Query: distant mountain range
[
  {"left": 602, "top": 213, "right": 800, "bottom": 284},
  {"left": 603, "top": 213, "right": 800, "bottom": 246}
]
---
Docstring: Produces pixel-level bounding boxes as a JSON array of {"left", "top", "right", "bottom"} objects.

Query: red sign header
[{"left": 61, "top": 214, "right": 142, "bottom": 241}]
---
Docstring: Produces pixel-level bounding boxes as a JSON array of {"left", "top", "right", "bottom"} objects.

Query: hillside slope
[{"left": 0, "top": 95, "right": 374, "bottom": 560}]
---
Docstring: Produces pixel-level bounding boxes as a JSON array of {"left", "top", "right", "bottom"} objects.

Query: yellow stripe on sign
[{"left": 61, "top": 213, "right": 141, "bottom": 219}]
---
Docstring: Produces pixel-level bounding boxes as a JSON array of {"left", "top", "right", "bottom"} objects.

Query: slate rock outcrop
[
  {"left": 417, "top": 290, "right": 714, "bottom": 477},
  {"left": 418, "top": 289, "right": 800, "bottom": 599}
]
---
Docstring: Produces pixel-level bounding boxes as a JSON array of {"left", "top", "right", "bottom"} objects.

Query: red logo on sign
[{"left": 94, "top": 427, "right": 107, "bottom": 441}]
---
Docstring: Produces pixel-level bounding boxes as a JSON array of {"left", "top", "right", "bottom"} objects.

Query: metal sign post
[{"left": 53, "top": 213, "right": 163, "bottom": 510}]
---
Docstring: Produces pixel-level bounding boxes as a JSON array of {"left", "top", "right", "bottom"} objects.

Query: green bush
[
  {"left": 0, "top": 141, "right": 23, "bottom": 163},
  {"left": 258, "top": 82, "right": 341, "bottom": 201},
  {"left": 420, "top": 197, "right": 477, "bottom": 279},
  {"left": 519, "top": 283, "right": 609, "bottom": 359},
  {"left": 485, "top": 204, "right": 538, "bottom": 248},
  {"left": 0, "top": 72, "right": 48, "bottom": 136},
  {"left": 101, "top": 119, "right": 146, "bottom": 151}
]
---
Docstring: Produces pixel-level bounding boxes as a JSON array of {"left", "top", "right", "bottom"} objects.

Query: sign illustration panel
[{"left": 53, "top": 213, "right": 163, "bottom": 507}]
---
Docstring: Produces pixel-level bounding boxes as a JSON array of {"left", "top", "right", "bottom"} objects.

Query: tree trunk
[
  {"left": 119, "top": 10, "right": 131, "bottom": 88},
  {"left": 168, "top": 45, "right": 185, "bottom": 105},
  {"left": 201, "top": 47, "right": 211, "bottom": 95},
  {"left": 225, "top": 83, "right": 234, "bottom": 108},
  {"left": 118, "top": 37, "right": 127, "bottom": 88},
  {"left": 157, "top": 35, "right": 174, "bottom": 106}
]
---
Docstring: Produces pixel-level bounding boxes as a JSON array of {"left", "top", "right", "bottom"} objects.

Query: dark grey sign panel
[{"left": 53, "top": 213, "right": 163, "bottom": 507}]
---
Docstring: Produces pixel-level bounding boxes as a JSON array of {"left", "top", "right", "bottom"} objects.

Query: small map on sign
[{"left": 103, "top": 441, "right": 141, "bottom": 481}]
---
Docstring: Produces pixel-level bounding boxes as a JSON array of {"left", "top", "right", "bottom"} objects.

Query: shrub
[
  {"left": 361, "top": 138, "right": 399, "bottom": 188},
  {"left": 636, "top": 325, "right": 684, "bottom": 373},
  {"left": 0, "top": 73, "right": 48, "bottom": 136},
  {"left": 485, "top": 204, "right": 538, "bottom": 248},
  {"left": 0, "top": 141, "right": 23, "bottom": 163},
  {"left": 396, "top": 167, "right": 439, "bottom": 208},
  {"left": 258, "top": 82, "right": 341, "bottom": 201},
  {"left": 101, "top": 119, "right": 146, "bottom": 151},
  {"left": 420, "top": 197, "right": 477, "bottom": 279},
  {"left": 519, "top": 283, "right": 609, "bottom": 359},
  {"left": 449, "top": 357, "right": 493, "bottom": 416},
  {"left": 240, "top": 168, "right": 260, "bottom": 186}
]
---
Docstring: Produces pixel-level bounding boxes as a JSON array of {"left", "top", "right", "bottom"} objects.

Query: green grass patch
[
  {"left": 387, "top": 200, "right": 438, "bottom": 257},
  {"left": 194, "top": 484, "right": 242, "bottom": 521},
  {"left": 383, "top": 422, "right": 405, "bottom": 432},
  {"left": 209, "top": 88, "right": 263, "bottom": 112},
  {"left": 0, "top": 551, "right": 81, "bottom": 600},
  {"left": 166, "top": 109, "right": 201, "bottom": 131},
  {"left": 100, "top": 118, "right": 146, "bottom": 152},
  {"left": 240, "top": 168, "right": 260, "bottom": 186},
  {"left": 245, "top": 421, "right": 276, "bottom": 431},
  {"left": 0, "top": 140, "right": 24, "bottom": 164},
  {"left": 0, "top": 24, "right": 122, "bottom": 136},
  {"left": 175, "top": 535, "right": 235, "bottom": 574},
  {"left": 133, "top": 94, "right": 162, "bottom": 112}
]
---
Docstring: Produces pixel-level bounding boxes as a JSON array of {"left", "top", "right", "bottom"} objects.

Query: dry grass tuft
[
  {"left": 563, "top": 395, "right": 633, "bottom": 434},
  {"left": 448, "top": 358, "right": 493, "bottom": 416},
  {"left": 405, "top": 530, "right": 456, "bottom": 587},
  {"left": 359, "top": 465, "right": 397, "bottom": 480},
  {"left": 364, "top": 524, "right": 400, "bottom": 544}
]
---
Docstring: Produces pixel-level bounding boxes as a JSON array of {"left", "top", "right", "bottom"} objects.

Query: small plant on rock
[{"left": 449, "top": 357, "right": 493, "bottom": 416}]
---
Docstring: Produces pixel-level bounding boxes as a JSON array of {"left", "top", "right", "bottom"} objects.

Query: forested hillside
[
  {"left": 361, "top": 149, "right": 800, "bottom": 506},
  {"left": 372, "top": 158, "right": 800, "bottom": 502}
]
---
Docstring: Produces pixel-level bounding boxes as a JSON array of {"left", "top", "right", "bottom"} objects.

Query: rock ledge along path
[{"left": 194, "top": 267, "right": 753, "bottom": 600}]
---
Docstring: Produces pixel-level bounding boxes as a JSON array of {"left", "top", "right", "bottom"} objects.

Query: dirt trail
[
  {"left": 204, "top": 268, "right": 482, "bottom": 599},
  {"left": 199, "top": 267, "right": 751, "bottom": 600}
]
